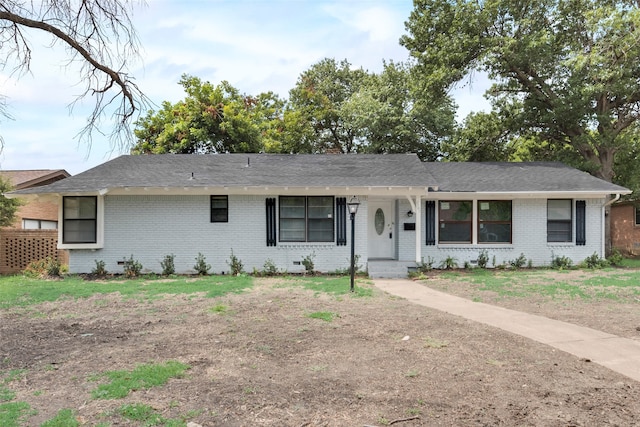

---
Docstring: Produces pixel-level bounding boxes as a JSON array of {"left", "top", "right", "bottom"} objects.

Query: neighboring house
[
  {"left": 0, "top": 169, "right": 70, "bottom": 229},
  {"left": 611, "top": 201, "right": 640, "bottom": 257},
  {"left": 10, "top": 154, "right": 629, "bottom": 276}
]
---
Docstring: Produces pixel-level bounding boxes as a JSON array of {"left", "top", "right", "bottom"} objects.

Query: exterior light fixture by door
[
  {"left": 407, "top": 210, "right": 413, "bottom": 218},
  {"left": 347, "top": 196, "right": 360, "bottom": 292}
]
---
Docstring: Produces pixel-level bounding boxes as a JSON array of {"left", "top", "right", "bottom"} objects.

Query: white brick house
[{"left": 11, "top": 154, "right": 630, "bottom": 276}]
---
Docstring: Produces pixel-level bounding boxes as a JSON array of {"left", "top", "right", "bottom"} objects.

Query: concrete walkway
[{"left": 374, "top": 279, "right": 640, "bottom": 383}]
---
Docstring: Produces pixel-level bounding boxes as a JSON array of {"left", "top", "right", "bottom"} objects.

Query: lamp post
[{"left": 347, "top": 196, "right": 360, "bottom": 292}]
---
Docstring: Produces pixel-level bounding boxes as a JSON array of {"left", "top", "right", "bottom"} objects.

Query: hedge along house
[{"left": 10, "top": 154, "right": 629, "bottom": 277}]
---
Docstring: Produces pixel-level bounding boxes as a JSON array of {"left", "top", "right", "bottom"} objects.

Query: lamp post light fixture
[{"left": 347, "top": 196, "right": 360, "bottom": 292}]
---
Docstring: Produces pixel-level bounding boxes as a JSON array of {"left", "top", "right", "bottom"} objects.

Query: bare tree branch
[{"left": 0, "top": 0, "right": 150, "bottom": 149}]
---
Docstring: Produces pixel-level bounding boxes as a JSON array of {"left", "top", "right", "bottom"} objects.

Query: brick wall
[
  {"left": 68, "top": 195, "right": 367, "bottom": 275},
  {"left": 414, "top": 198, "right": 604, "bottom": 268},
  {"left": 11, "top": 200, "right": 59, "bottom": 229},
  {"left": 65, "top": 194, "right": 608, "bottom": 274},
  {"left": 0, "top": 229, "right": 68, "bottom": 274},
  {"left": 611, "top": 204, "right": 640, "bottom": 257}
]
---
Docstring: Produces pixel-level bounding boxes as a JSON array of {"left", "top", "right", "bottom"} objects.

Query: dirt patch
[{"left": 1, "top": 277, "right": 640, "bottom": 426}]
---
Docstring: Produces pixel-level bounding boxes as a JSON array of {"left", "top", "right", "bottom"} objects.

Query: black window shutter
[
  {"left": 576, "top": 200, "right": 586, "bottom": 246},
  {"left": 266, "top": 198, "right": 276, "bottom": 246},
  {"left": 426, "top": 200, "right": 436, "bottom": 246},
  {"left": 336, "top": 197, "right": 347, "bottom": 246}
]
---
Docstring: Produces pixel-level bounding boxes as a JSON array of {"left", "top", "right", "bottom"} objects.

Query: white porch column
[{"left": 414, "top": 195, "right": 422, "bottom": 263}]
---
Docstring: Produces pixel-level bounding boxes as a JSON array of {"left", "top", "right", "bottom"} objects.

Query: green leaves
[{"left": 405, "top": 0, "right": 640, "bottom": 185}]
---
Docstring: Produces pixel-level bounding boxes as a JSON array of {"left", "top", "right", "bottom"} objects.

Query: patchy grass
[
  {"left": 0, "top": 370, "right": 32, "bottom": 427},
  {"left": 306, "top": 311, "right": 337, "bottom": 322},
  {"left": 0, "top": 370, "right": 26, "bottom": 402},
  {"left": 281, "top": 276, "right": 374, "bottom": 297},
  {"left": 423, "top": 337, "right": 449, "bottom": 349},
  {"left": 437, "top": 268, "right": 640, "bottom": 300},
  {"left": 91, "top": 361, "right": 190, "bottom": 400},
  {"left": 0, "top": 275, "right": 253, "bottom": 309},
  {"left": 40, "top": 409, "right": 80, "bottom": 427},
  {"left": 0, "top": 401, "right": 34, "bottom": 427}
]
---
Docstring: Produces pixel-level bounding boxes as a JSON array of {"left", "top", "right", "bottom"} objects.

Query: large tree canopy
[
  {"left": 401, "top": 0, "right": 640, "bottom": 183},
  {"left": 287, "top": 58, "right": 372, "bottom": 154},
  {"left": 135, "top": 59, "right": 456, "bottom": 159},
  {"left": 0, "top": 0, "right": 147, "bottom": 145},
  {"left": 132, "top": 75, "right": 285, "bottom": 154}
]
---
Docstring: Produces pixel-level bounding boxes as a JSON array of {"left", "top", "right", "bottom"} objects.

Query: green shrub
[
  {"left": 193, "top": 252, "right": 211, "bottom": 275},
  {"left": 23, "top": 257, "right": 62, "bottom": 278},
  {"left": 582, "top": 252, "right": 609, "bottom": 269},
  {"left": 607, "top": 249, "right": 624, "bottom": 266},
  {"left": 301, "top": 252, "right": 316, "bottom": 274},
  {"left": 92, "top": 260, "right": 107, "bottom": 276},
  {"left": 227, "top": 249, "right": 244, "bottom": 275},
  {"left": 416, "top": 256, "right": 435, "bottom": 273},
  {"left": 262, "top": 258, "right": 278, "bottom": 276},
  {"left": 123, "top": 255, "right": 143, "bottom": 278},
  {"left": 551, "top": 254, "right": 573, "bottom": 270},
  {"left": 45, "top": 257, "right": 61, "bottom": 277},
  {"left": 160, "top": 254, "right": 176, "bottom": 275},
  {"left": 509, "top": 253, "right": 528, "bottom": 269},
  {"left": 477, "top": 250, "right": 489, "bottom": 269},
  {"left": 439, "top": 256, "right": 458, "bottom": 270}
]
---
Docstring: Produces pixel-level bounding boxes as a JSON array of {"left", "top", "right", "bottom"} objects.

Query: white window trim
[{"left": 58, "top": 195, "right": 104, "bottom": 249}]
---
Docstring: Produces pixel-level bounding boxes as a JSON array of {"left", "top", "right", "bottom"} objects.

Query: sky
[{"left": 0, "top": 0, "right": 491, "bottom": 176}]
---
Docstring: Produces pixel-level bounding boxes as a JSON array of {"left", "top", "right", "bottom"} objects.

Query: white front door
[{"left": 368, "top": 200, "right": 395, "bottom": 259}]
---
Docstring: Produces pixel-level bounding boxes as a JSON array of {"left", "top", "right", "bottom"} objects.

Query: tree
[
  {"left": 287, "top": 58, "right": 455, "bottom": 158},
  {"left": 288, "top": 58, "right": 372, "bottom": 153},
  {"left": 0, "top": 177, "right": 21, "bottom": 227},
  {"left": 441, "top": 112, "right": 514, "bottom": 162},
  {"left": 0, "top": 0, "right": 147, "bottom": 145},
  {"left": 344, "top": 61, "right": 455, "bottom": 161},
  {"left": 132, "top": 75, "right": 285, "bottom": 154},
  {"left": 401, "top": 0, "right": 640, "bottom": 183}
]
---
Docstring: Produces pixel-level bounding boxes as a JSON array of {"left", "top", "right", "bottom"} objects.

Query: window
[
  {"left": 63, "top": 196, "right": 97, "bottom": 244},
  {"left": 438, "top": 201, "right": 472, "bottom": 243},
  {"left": 23, "top": 219, "right": 57, "bottom": 230},
  {"left": 280, "top": 196, "right": 334, "bottom": 242},
  {"left": 548, "top": 199, "right": 572, "bottom": 242},
  {"left": 636, "top": 206, "right": 640, "bottom": 226},
  {"left": 210, "top": 196, "right": 228, "bottom": 222},
  {"left": 478, "top": 201, "right": 512, "bottom": 243}
]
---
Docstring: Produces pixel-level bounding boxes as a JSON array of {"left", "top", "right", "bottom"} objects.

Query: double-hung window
[
  {"left": 210, "top": 196, "right": 228, "bottom": 222},
  {"left": 438, "top": 201, "right": 472, "bottom": 243},
  {"left": 547, "top": 199, "right": 572, "bottom": 242},
  {"left": 478, "top": 201, "right": 512, "bottom": 243},
  {"left": 280, "top": 196, "right": 334, "bottom": 242},
  {"left": 63, "top": 196, "right": 97, "bottom": 244}
]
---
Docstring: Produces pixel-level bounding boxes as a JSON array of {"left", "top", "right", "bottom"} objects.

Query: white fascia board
[
  {"left": 104, "top": 186, "right": 433, "bottom": 197},
  {"left": 428, "top": 190, "right": 631, "bottom": 200}
]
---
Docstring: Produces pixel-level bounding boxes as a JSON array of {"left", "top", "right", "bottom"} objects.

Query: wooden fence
[{"left": 0, "top": 229, "right": 68, "bottom": 274}]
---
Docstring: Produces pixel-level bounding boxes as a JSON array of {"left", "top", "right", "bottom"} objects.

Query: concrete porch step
[{"left": 367, "top": 260, "right": 416, "bottom": 279}]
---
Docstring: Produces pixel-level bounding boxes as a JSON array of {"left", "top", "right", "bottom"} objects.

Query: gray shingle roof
[
  {"left": 428, "top": 162, "right": 629, "bottom": 193},
  {"left": 11, "top": 155, "right": 630, "bottom": 196},
  {"left": 13, "top": 153, "right": 433, "bottom": 194}
]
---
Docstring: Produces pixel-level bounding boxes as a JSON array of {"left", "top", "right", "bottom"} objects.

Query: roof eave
[{"left": 431, "top": 190, "right": 632, "bottom": 200}]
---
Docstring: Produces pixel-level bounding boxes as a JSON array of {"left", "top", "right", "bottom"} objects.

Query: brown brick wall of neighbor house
[
  {"left": 611, "top": 204, "right": 640, "bottom": 257},
  {"left": 0, "top": 229, "right": 68, "bottom": 274},
  {"left": 11, "top": 200, "right": 59, "bottom": 229}
]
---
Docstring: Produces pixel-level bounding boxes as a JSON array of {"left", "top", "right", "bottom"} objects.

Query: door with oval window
[{"left": 368, "top": 200, "right": 395, "bottom": 259}]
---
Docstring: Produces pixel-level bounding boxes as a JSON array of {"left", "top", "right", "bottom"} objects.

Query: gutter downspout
[{"left": 602, "top": 194, "right": 621, "bottom": 257}]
